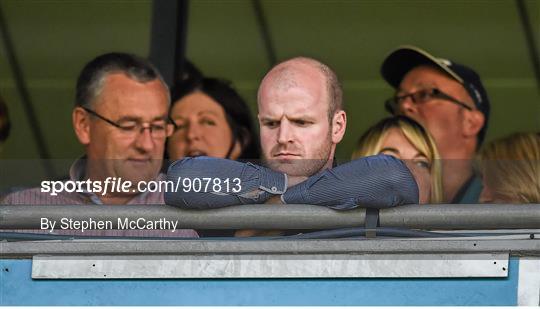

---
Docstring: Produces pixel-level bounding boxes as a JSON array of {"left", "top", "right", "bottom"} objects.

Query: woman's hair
[
  {"left": 352, "top": 116, "right": 443, "bottom": 203},
  {"left": 170, "top": 69, "right": 260, "bottom": 160},
  {"left": 478, "top": 132, "right": 540, "bottom": 203}
]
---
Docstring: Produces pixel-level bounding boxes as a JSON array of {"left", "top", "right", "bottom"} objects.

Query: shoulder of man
[{"left": 1, "top": 185, "right": 82, "bottom": 205}]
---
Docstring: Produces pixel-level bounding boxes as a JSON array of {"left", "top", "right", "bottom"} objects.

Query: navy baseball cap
[{"left": 381, "top": 45, "right": 490, "bottom": 145}]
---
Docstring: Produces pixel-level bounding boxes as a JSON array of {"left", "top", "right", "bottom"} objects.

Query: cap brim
[{"left": 381, "top": 45, "right": 463, "bottom": 88}]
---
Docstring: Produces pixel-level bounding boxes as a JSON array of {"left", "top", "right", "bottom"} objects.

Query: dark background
[{"left": 0, "top": 0, "right": 539, "bottom": 182}]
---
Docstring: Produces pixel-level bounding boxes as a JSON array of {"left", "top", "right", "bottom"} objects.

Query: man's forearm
[
  {"left": 164, "top": 157, "right": 287, "bottom": 209},
  {"left": 281, "top": 155, "right": 419, "bottom": 209},
  {"left": 165, "top": 155, "right": 419, "bottom": 210}
]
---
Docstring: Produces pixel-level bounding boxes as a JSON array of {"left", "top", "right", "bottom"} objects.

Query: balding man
[
  {"left": 257, "top": 57, "right": 346, "bottom": 178},
  {"left": 165, "top": 57, "right": 419, "bottom": 211}
]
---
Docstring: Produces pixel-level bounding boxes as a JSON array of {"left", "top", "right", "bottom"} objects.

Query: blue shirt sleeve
[
  {"left": 165, "top": 155, "right": 419, "bottom": 210},
  {"left": 281, "top": 155, "right": 419, "bottom": 209},
  {"left": 164, "top": 157, "right": 287, "bottom": 209}
]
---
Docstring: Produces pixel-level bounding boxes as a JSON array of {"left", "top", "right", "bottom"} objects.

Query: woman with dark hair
[
  {"left": 167, "top": 71, "right": 260, "bottom": 237},
  {"left": 167, "top": 77, "right": 260, "bottom": 161}
]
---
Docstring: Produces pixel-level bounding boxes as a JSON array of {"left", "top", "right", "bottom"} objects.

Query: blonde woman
[
  {"left": 352, "top": 116, "right": 443, "bottom": 204},
  {"left": 478, "top": 132, "right": 540, "bottom": 203}
]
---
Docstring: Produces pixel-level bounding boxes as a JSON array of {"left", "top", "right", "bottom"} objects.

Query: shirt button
[{"left": 271, "top": 187, "right": 277, "bottom": 193}]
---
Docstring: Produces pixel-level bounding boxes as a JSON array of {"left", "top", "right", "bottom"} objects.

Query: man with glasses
[
  {"left": 381, "top": 45, "right": 490, "bottom": 203},
  {"left": 2, "top": 52, "right": 197, "bottom": 237}
]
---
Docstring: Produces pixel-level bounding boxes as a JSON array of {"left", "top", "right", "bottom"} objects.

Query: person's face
[
  {"left": 379, "top": 127, "right": 432, "bottom": 204},
  {"left": 479, "top": 175, "right": 521, "bottom": 204},
  {"left": 76, "top": 73, "right": 169, "bottom": 184},
  {"left": 396, "top": 66, "right": 475, "bottom": 158},
  {"left": 167, "top": 92, "right": 240, "bottom": 160},
  {"left": 479, "top": 183, "right": 508, "bottom": 203},
  {"left": 258, "top": 70, "right": 335, "bottom": 176}
]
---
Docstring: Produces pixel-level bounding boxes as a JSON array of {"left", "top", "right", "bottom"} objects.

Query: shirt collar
[
  {"left": 69, "top": 156, "right": 87, "bottom": 182},
  {"left": 68, "top": 155, "right": 164, "bottom": 204}
]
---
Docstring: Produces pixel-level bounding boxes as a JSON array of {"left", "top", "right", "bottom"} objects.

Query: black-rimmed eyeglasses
[
  {"left": 82, "top": 107, "right": 173, "bottom": 139},
  {"left": 385, "top": 88, "right": 474, "bottom": 114}
]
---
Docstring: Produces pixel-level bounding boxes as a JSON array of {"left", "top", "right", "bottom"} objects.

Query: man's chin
[{"left": 265, "top": 159, "right": 328, "bottom": 177}]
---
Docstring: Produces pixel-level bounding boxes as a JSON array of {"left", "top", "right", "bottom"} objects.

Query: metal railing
[{"left": 1, "top": 203, "right": 539, "bottom": 230}]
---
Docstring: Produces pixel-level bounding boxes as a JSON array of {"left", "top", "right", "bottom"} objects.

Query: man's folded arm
[
  {"left": 164, "top": 157, "right": 287, "bottom": 209},
  {"left": 282, "top": 155, "right": 419, "bottom": 209},
  {"left": 165, "top": 155, "right": 419, "bottom": 210}
]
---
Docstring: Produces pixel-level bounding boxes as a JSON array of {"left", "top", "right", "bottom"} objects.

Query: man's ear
[
  {"left": 463, "top": 109, "right": 485, "bottom": 138},
  {"left": 72, "top": 107, "right": 91, "bottom": 145},
  {"left": 331, "top": 110, "right": 347, "bottom": 144}
]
